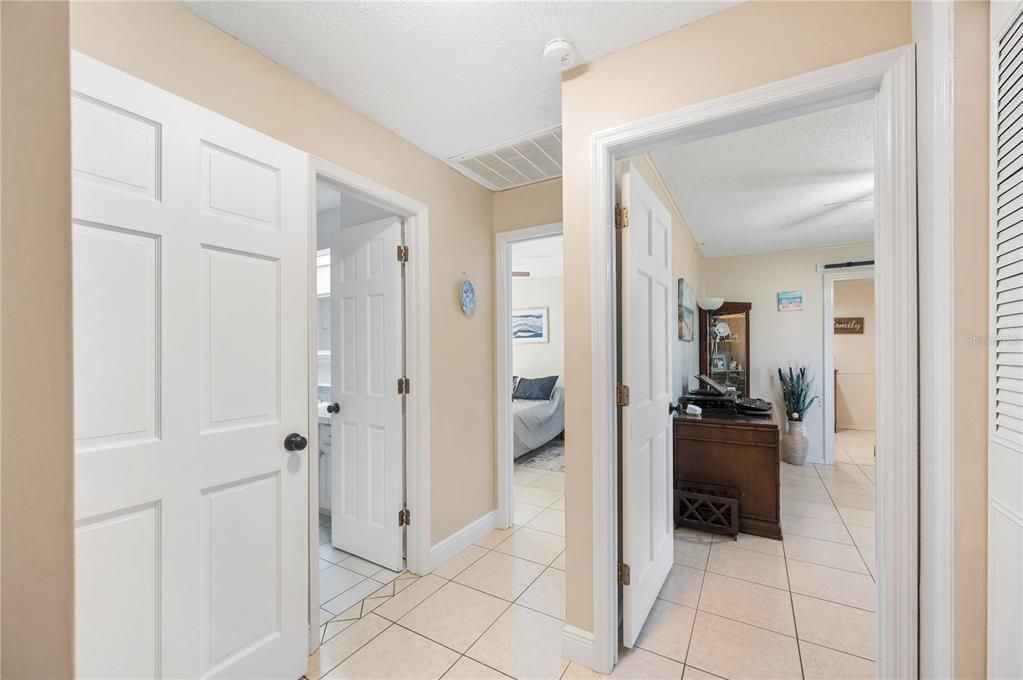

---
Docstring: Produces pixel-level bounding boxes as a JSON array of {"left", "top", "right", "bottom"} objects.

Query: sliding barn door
[
  {"left": 71, "top": 53, "right": 310, "bottom": 679},
  {"left": 619, "top": 162, "right": 674, "bottom": 648},
  {"left": 991, "top": 4, "right": 1023, "bottom": 677}
]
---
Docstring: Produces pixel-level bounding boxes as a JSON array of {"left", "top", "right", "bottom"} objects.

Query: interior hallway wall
[
  {"left": 0, "top": 2, "right": 74, "bottom": 676},
  {"left": 511, "top": 275, "right": 564, "bottom": 383},
  {"left": 70, "top": 1, "right": 495, "bottom": 545},
  {"left": 833, "top": 278, "right": 875, "bottom": 430},
  {"left": 493, "top": 177, "right": 563, "bottom": 233},
  {"left": 560, "top": 1, "right": 912, "bottom": 635}
]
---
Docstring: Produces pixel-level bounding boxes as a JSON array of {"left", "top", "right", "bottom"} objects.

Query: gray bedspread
[{"left": 513, "top": 386, "right": 565, "bottom": 458}]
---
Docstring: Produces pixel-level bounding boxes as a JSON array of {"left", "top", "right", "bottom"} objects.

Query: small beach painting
[
  {"left": 678, "top": 278, "right": 695, "bottom": 341},
  {"left": 777, "top": 290, "right": 804, "bottom": 312},
  {"left": 512, "top": 307, "right": 549, "bottom": 344}
]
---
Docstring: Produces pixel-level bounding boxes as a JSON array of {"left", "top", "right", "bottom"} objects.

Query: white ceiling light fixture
[
  {"left": 543, "top": 37, "right": 578, "bottom": 71},
  {"left": 697, "top": 297, "right": 725, "bottom": 311}
]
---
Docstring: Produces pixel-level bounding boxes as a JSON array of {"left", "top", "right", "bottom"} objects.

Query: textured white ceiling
[
  {"left": 513, "top": 235, "right": 563, "bottom": 279},
  {"left": 650, "top": 99, "right": 875, "bottom": 259},
  {"left": 181, "top": 1, "right": 737, "bottom": 164}
]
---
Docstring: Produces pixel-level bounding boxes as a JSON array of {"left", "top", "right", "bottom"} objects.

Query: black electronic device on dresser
[{"left": 677, "top": 374, "right": 773, "bottom": 418}]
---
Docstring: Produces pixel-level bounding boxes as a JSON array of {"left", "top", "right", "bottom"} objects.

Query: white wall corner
[
  {"left": 561, "top": 625, "right": 599, "bottom": 672},
  {"left": 427, "top": 510, "right": 496, "bottom": 572}
]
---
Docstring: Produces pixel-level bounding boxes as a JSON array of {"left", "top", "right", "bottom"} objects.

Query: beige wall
[
  {"left": 493, "top": 178, "right": 563, "bottom": 233},
  {"left": 833, "top": 279, "right": 876, "bottom": 431},
  {"left": 951, "top": 2, "right": 989, "bottom": 676},
  {"left": 512, "top": 276, "right": 564, "bottom": 383},
  {"left": 704, "top": 244, "right": 874, "bottom": 460},
  {"left": 1, "top": 2, "right": 74, "bottom": 676},
  {"left": 560, "top": 1, "right": 912, "bottom": 633},
  {"left": 70, "top": 1, "right": 495, "bottom": 544}
]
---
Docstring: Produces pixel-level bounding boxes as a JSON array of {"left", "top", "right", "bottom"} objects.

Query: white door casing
[
  {"left": 329, "top": 218, "right": 405, "bottom": 572},
  {"left": 619, "top": 163, "right": 674, "bottom": 648},
  {"left": 71, "top": 53, "right": 309, "bottom": 679},
  {"left": 990, "top": 4, "right": 1023, "bottom": 677}
]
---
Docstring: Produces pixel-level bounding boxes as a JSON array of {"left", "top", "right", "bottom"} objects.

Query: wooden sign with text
[{"left": 834, "top": 317, "right": 864, "bottom": 334}]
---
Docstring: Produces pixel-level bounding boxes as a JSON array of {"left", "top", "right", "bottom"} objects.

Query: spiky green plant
[{"left": 777, "top": 365, "right": 819, "bottom": 422}]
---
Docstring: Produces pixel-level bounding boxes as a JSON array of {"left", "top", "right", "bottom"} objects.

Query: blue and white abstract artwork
[{"left": 512, "top": 307, "right": 549, "bottom": 344}]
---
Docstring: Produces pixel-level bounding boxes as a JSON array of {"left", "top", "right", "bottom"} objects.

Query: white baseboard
[
  {"left": 561, "top": 625, "right": 601, "bottom": 672},
  {"left": 428, "top": 510, "right": 496, "bottom": 571}
]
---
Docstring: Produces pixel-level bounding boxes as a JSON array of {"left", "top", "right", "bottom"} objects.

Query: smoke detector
[{"left": 543, "top": 38, "right": 577, "bottom": 71}]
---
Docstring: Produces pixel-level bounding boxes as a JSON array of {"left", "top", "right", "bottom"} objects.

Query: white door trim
[
  {"left": 306, "top": 156, "right": 431, "bottom": 652},
  {"left": 495, "top": 222, "right": 564, "bottom": 529},
  {"left": 821, "top": 265, "right": 875, "bottom": 465},
  {"left": 582, "top": 45, "right": 919, "bottom": 677}
]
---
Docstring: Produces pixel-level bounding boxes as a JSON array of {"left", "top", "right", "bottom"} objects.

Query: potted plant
[{"left": 777, "top": 365, "right": 820, "bottom": 465}]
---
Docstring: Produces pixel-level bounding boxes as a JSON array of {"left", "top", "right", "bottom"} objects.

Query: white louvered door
[
  {"left": 990, "top": 5, "right": 1023, "bottom": 678},
  {"left": 71, "top": 53, "right": 310, "bottom": 679}
]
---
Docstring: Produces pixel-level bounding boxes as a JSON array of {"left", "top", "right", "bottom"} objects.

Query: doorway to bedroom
[{"left": 496, "top": 223, "right": 566, "bottom": 575}]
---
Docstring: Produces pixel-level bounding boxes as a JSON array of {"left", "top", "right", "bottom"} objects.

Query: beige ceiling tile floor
[
  {"left": 707, "top": 542, "right": 789, "bottom": 589},
  {"left": 657, "top": 564, "right": 705, "bottom": 607},
  {"left": 837, "top": 505, "right": 876, "bottom": 528},
  {"left": 453, "top": 551, "right": 545, "bottom": 601},
  {"left": 440, "top": 656, "right": 513, "bottom": 679},
  {"left": 781, "top": 514, "right": 853, "bottom": 545},
  {"left": 531, "top": 474, "right": 565, "bottom": 492},
  {"left": 516, "top": 485, "right": 562, "bottom": 508},
  {"left": 324, "top": 623, "right": 459, "bottom": 679},
  {"left": 526, "top": 508, "right": 566, "bottom": 536},
  {"left": 399, "top": 581, "right": 509, "bottom": 653},
  {"left": 780, "top": 484, "right": 833, "bottom": 504},
  {"left": 493, "top": 527, "right": 565, "bottom": 565},
  {"left": 512, "top": 501, "right": 544, "bottom": 527},
  {"left": 781, "top": 498, "right": 842, "bottom": 522},
  {"left": 473, "top": 526, "right": 519, "bottom": 550},
  {"left": 687, "top": 611, "right": 802, "bottom": 680},
  {"left": 373, "top": 574, "right": 446, "bottom": 621},
  {"left": 787, "top": 560, "right": 876, "bottom": 611},
  {"left": 828, "top": 490, "right": 876, "bottom": 511},
  {"left": 712, "top": 531, "right": 785, "bottom": 557},
  {"left": 550, "top": 550, "right": 566, "bottom": 570},
  {"left": 432, "top": 545, "right": 489, "bottom": 580},
  {"left": 792, "top": 593, "right": 876, "bottom": 661},
  {"left": 307, "top": 613, "right": 390, "bottom": 680},
  {"left": 515, "top": 566, "right": 565, "bottom": 620},
  {"left": 697, "top": 572, "right": 796, "bottom": 636},
  {"left": 682, "top": 666, "right": 726, "bottom": 679},
  {"left": 799, "top": 640, "right": 875, "bottom": 680},
  {"left": 634, "top": 598, "right": 697, "bottom": 663},
  {"left": 467, "top": 604, "right": 568, "bottom": 680},
  {"left": 784, "top": 534, "right": 870, "bottom": 574},
  {"left": 674, "top": 536, "right": 712, "bottom": 569},
  {"left": 562, "top": 647, "right": 684, "bottom": 679}
]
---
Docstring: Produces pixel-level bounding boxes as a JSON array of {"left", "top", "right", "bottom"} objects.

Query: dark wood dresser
[{"left": 673, "top": 409, "right": 782, "bottom": 539}]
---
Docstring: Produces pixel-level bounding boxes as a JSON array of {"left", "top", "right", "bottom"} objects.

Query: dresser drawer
[{"left": 674, "top": 420, "right": 778, "bottom": 446}]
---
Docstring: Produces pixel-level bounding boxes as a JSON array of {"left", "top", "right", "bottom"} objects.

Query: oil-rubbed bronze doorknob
[
  {"left": 326, "top": 402, "right": 340, "bottom": 414},
  {"left": 284, "top": 433, "right": 308, "bottom": 452}
]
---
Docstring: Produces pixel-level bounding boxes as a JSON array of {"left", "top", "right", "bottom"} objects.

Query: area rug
[{"left": 518, "top": 436, "right": 565, "bottom": 472}]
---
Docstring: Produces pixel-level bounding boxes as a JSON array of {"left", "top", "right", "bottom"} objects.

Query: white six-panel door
[
  {"left": 329, "top": 218, "right": 405, "bottom": 572},
  {"left": 71, "top": 53, "right": 309, "bottom": 679},
  {"left": 990, "top": 4, "right": 1023, "bottom": 677},
  {"left": 619, "top": 163, "right": 675, "bottom": 648}
]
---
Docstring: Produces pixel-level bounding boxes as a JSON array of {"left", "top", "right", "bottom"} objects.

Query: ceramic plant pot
[{"left": 781, "top": 419, "right": 809, "bottom": 465}]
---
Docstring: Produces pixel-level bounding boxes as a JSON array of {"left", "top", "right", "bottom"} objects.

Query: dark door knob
[
  {"left": 284, "top": 433, "right": 308, "bottom": 452},
  {"left": 326, "top": 402, "right": 340, "bottom": 414}
]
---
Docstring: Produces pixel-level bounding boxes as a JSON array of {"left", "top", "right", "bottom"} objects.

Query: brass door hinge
[
  {"left": 618, "top": 562, "right": 631, "bottom": 586},
  {"left": 398, "top": 377, "right": 411, "bottom": 395},
  {"left": 398, "top": 507, "right": 411, "bottom": 526},
  {"left": 616, "top": 383, "right": 630, "bottom": 407},
  {"left": 615, "top": 204, "right": 630, "bottom": 230},
  {"left": 397, "top": 245, "right": 409, "bottom": 263}
]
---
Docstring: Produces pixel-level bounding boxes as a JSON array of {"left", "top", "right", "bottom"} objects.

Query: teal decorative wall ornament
[{"left": 459, "top": 272, "right": 477, "bottom": 316}]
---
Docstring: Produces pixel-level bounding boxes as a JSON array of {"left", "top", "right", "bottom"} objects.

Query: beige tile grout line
[{"left": 806, "top": 460, "right": 877, "bottom": 583}]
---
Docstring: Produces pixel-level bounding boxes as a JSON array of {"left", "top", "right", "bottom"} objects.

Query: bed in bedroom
[{"left": 512, "top": 378, "right": 565, "bottom": 458}]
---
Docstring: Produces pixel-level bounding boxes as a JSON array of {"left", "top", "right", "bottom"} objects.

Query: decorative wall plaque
[{"left": 834, "top": 317, "right": 864, "bottom": 334}]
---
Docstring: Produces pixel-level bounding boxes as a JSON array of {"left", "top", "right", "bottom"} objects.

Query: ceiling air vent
[{"left": 448, "top": 126, "right": 562, "bottom": 191}]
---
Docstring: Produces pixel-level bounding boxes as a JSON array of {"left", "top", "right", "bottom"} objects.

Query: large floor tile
[
  {"left": 787, "top": 560, "right": 875, "bottom": 611},
  {"left": 516, "top": 567, "right": 564, "bottom": 620},
  {"left": 687, "top": 611, "right": 802, "bottom": 680},
  {"left": 792, "top": 593, "right": 875, "bottom": 660},
  {"left": 674, "top": 536, "right": 711, "bottom": 569},
  {"left": 779, "top": 474, "right": 826, "bottom": 491},
  {"left": 513, "top": 501, "right": 544, "bottom": 526},
  {"left": 813, "top": 463, "right": 869, "bottom": 482},
  {"left": 551, "top": 551, "right": 566, "bottom": 570},
  {"left": 634, "top": 598, "right": 696, "bottom": 663},
  {"left": 513, "top": 468, "right": 545, "bottom": 486},
  {"left": 829, "top": 491, "right": 876, "bottom": 511},
  {"left": 697, "top": 572, "right": 795, "bottom": 636},
  {"left": 563, "top": 647, "right": 684, "bottom": 679},
  {"left": 399, "top": 581, "right": 509, "bottom": 653},
  {"left": 474, "top": 527, "right": 519, "bottom": 550},
  {"left": 783, "top": 534, "right": 869, "bottom": 574},
  {"left": 847, "top": 524, "right": 875, "bottom": 551},
  {"left": 526, "top": 508, "right": 566, "bottom": 536},
  {"left": 517, "top": 485, "right": 562, "bottom": 508},
  {"left": 467, "top": 604, "right": 568, "bottom": 680},
  {"left": 781, "top": 498, "right": 841, "bottom": 522},
  {"left": 324, "top": 623, "right": 459, "bottom": 679},
  {"left": 433, "top": 545, "right": 489, "bottom": 580},
  {"left": 823, "top": 478, "right": 876, "bottom": 497},
  {"left": 323, "top": 578, "right": 386, "bottom": 616},
  {"left": 658, "top": 564, "right": 705, "bottom": 607},
  {"left": 532, "top": 473, "right": 565, "bottom": 492},
  {"left": 837, "top": 506, "right": 875, "bottom": 528},
  {"left": 799, "top": 641, "right": 875, "bottom": 679},
  {"left": 683, "top": 667, "right": 725, "bottom": 679},
  {"left": 454, "top": 550, "right": 545, "bottom": 601},
  {"left": 373, "top": 574, "right": 447, "bottom": 621},
  {"left": 494, "top": 527, "right": 565, "bottom": 565},
  {"left": 320, "top": 565, "right": 368, "bottom": 605},
  {"left": 340, "top": 555, "right": 387, "bottom": 578},
  {"left": 441, "top": 656, "right": 512, "bottom": 679},
  {"left": 713, "top": 532, "right": 784, "bottom": 557},
  {"left": 307, "top": 613, "right": 390, "bottom": 680},
  {"left": 319, "top": 543, "right": 353, "bottom": 564},
  {"left": 707, "top": 543, "right": 788, "bottom": 589},
  {"left": 782, "top": 514, "right": 852, "bottom": 545},
  {"left": 780, "top": 485, "right": 832, "bottom": 504}
]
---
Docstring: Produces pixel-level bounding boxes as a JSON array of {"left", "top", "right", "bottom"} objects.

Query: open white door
[
  {"left": 619, "top": 163, "right": 674, "bottom": 647},
  {"left": 71, "top": 54, "right": 309, "bottom": 679},
  {"left": 328, "top": 217, "right": 405, "bottom": 572},
  {"left": 990, "top": 4, "right": 1023, "bottom": 677}
]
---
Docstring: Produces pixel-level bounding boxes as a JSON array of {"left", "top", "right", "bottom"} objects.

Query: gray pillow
[{"left": 513, "top": 375, "right": 558, "bottom": 400}]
